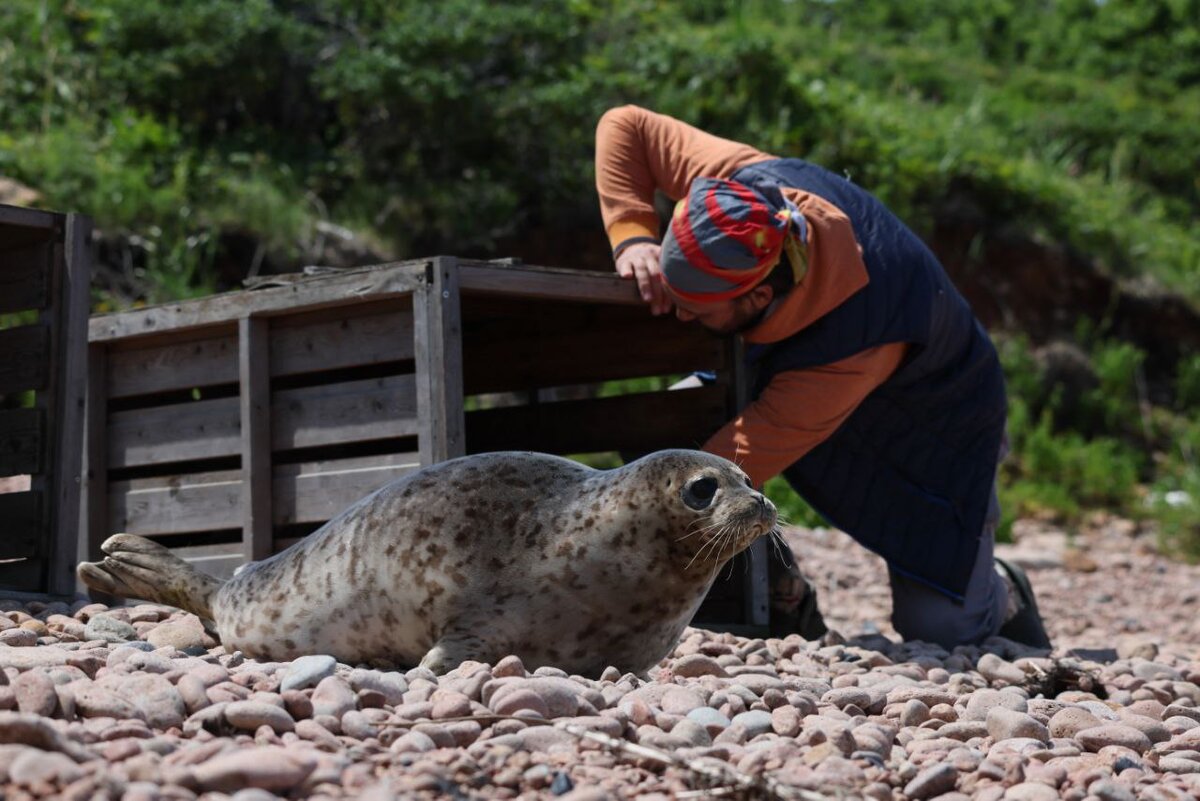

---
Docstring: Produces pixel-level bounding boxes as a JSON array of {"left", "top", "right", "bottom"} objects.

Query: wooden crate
[
  {"left": 0, "top": 204, "right": 91, "bottom": 596},
  {"left": 85, "top": 257, "right": 769, "bottom": 631}
]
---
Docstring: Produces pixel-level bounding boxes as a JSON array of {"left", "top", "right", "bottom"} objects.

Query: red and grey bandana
[{"left": 661, "top": 177, "right": 807, "bottom": 303}]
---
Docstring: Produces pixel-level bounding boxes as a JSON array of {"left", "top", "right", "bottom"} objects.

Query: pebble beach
[{"left": 1, "top": 514, "right": 1198, "bottom": 800}]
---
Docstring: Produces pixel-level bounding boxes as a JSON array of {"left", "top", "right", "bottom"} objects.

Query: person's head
[{"left": 660, "top": 177, "right": 805, "bottom": 334}]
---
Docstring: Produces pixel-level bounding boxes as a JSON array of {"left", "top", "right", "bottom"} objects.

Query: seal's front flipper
[
  {"left": 77, "top": 533, "right": 224, "bottom": 620},
  {"left": 419, "top": 633, "right": 496, "bottom": 675}
]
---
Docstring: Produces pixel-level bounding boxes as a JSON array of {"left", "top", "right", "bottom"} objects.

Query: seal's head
[{"left": 616, "top": 449, "right": 777, "bottom": 571}]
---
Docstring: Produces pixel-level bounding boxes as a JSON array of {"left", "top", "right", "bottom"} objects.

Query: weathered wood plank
[
  {"left": 109, "top": 469, "right": 243, "bottom": 536},
  {"left": 462, "top": 302, "right": 725, "bottom": 395},
  {"left": 85, "top": 344, "right": 109, "bottom": 559},
  {"left": 46, "top": 213, "right": 91, "bottom": 594},
  {"left": 413, "top": 258, "right": 464, "bottom": 464},
  {"left": 743, "top": 538, "right": 770, "bottom": 627},
  {"left": 0, "top": 241, "right": 50, "bottom": 314},
  {"left": 271, "top": 374, "right": 419, "bottom": 450},
  {"left": 0, "top": 204, "right": 58, "bottom": 231},
  {"left": 269, "top": 303, "right": 415, "bottom": 378},
  {"left": 464, "top": 385, "right": 728, "bottom": 456},
  {"left": 0, "top": 558, "right": 43, "bottom": 593},
  {"left": 89, "top": 261, "right": 429, "bottom": 342},
  {"left": 0, "top": 324, "right": 49, "bottom": 393},
  {"left": 0, "top": 408, "right": 43, "bottom": 476},
  {"left": 170, "top": 542, "right": 244, "bottom": 581},
  {"left": 274, "top": 452, "right": 421, "bottom": 525},
  {"left": 108, "top": 396, "right": 240, "bottom": 468},
  {"left": 240, "top": 317, "right": 273, "bottom": 562},
  {"left": 106, "top": 329, "right": 238, "bottom": 399},
  {"left": 108, "top": 375, "right": 420, "bottom": 468},
  {"left": 109, "top": 453, "right": 420, "bottom": 536},
  {"left": 104, "top": 306, "right": 416, "bottom": 399},
  {"left": 0, "top": 491, "right": 42, "bottom": 559},
  {"left": 458, "top": 260, "right": 642, "bottom": 305}
]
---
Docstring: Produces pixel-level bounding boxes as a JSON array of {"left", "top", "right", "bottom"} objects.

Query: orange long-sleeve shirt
[{"left": 595, "top": 105, "right": 909, "bottom": 486}]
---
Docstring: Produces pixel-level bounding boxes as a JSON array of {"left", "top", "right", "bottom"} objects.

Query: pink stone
[
  {"left": 12, "top": 671, "right": 57, "bottom": 717},
  {"left": 1076, "top": 725, "right": 1153, "bottom": 754},
  {"left": 673, "top": 654, "right": 728, "bottom": 678},
  {"left": 310, "top": 676, "right": 355, "bottom": 719},
  {"left": 771, "top": 705, "right": 802, "bottom": 737},
  {"left": 8, "top": 748, "right": 83, "bottom": 785},
  {"left": 190, "top": 746, "right": 316, "bottom": 792},
  {"left": 430, "top": 691, "right": 472, "bottom": 720},
  {"left": 491, "top": 689, "right": 550, "bottom": 719},
  {"left": 74, "top": 684, "right": 143, "bottom": 721},
  {"left": 661, "top": 688, "right": 705, "bottom": 715}
]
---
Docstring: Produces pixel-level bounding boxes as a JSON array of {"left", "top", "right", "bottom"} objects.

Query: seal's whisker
[
  {"left": 769, "top": 528, "right": 795, "bottom": 567},
  {"left": 687, "top": 523, "right": 731, "bottom": 570},
  {"left": 677, "top": 519, "right": 724, "bottom": 543}
]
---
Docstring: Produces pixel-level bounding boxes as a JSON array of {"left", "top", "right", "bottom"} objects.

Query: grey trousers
[{"left": 887, "top": 484, "right": 1009, "bottom": 649}]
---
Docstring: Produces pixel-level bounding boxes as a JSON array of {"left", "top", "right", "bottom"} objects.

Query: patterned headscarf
[{"left": 661, "top": 177, "right": 807, "bottom": 303}]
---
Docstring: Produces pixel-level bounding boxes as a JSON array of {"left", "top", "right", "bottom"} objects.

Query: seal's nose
[{"left": 756, "top": 494, "right": 775, "bottom": 524}]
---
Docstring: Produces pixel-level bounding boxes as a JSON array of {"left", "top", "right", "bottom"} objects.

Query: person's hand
[{"left": 615, "top": 241, "right": 672, "bottom": 315}]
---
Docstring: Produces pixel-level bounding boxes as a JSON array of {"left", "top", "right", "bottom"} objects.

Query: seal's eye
[{"left": 682, "top": 477, "right": 719, "bottom": 510}]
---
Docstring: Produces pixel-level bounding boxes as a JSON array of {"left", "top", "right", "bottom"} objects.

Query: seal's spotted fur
[{"left": 79, "top": 450, "right": 775, "bottom": 676}]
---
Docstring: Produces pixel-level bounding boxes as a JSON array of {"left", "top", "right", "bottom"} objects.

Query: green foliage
[
  {"left": 3, "top": 0, "right": 1197, "bottom": 303},
  {"left": 1177, "top": 354, "right": 1200, "bottom": 412},
  {"left": 762, "top": 477, "right": 826, "bottom": 530},
  {"left": 996, "top": 332, "right": 1200, "bottom": 558}
]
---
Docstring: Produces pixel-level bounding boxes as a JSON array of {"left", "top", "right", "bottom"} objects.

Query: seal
[{"left": 78, "top": 449, "right": 776, "bottom": 676}]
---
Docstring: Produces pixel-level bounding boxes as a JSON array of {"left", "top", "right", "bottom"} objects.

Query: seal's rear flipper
[{"left": 78, "top": 533, "right": 224, "bottom": 620}]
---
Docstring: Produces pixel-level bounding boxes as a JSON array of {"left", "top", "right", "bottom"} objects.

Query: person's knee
[
  {"left": 889, "top": 568, "right": 1005, "bottom": 649},
  {"left": 891, "top": 601, "right": 993, "bottom": 650}
]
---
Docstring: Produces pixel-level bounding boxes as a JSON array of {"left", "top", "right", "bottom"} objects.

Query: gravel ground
[{"left": 1, "top": 515, "right": 1198, "bottom": 800}]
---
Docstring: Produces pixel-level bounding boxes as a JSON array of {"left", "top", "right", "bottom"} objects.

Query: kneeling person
[{"left": 595, "top": 105, "right": 1050, "bottom": 649}]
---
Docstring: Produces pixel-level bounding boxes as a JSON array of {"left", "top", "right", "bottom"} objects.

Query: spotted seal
[{"left": 78, "top": 450, "right": 776, "bottom": 676}]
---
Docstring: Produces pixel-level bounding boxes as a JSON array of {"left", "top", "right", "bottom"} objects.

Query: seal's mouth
[{"left": 686, "top": 497, "right": 777, "bottom": 568}]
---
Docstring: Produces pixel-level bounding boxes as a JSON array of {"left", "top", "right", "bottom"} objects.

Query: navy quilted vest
[{"left": 731, "top": 158, "right": 1007, "bottom": 600}]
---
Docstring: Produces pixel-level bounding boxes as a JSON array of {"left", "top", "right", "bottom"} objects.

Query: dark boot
[
  {"left": 768, "top": 544, "right": 827, "bottom": 640},
  {"left": 995, "top": 557, "right": 1052, "bottom": 649}
]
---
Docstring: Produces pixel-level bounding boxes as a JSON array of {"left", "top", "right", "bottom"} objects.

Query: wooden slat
[
  {"left": 462, "top": 302, "right": 725, "bottom": 394},
  {"left": 104, "top": 306, "right": 416, "bottom": 399},
  {"left": 85, "top": 343, "right": 110, "bottom": 559},
  {"left": 0, "top": 491, "right": 42, "bottom": 559},
  {"left": 108, "top": 374, "right": 420, "bottom": 468},
  {"left": 458, "top": 260, "right": 642, "bottom": 305},
  {"left": 106, "top": 329, "right": 238, "bottom": 399},
  {"left": 271, "top": 374, "right": 419, "bottom": 450},
  {"left": 465, "top": 385, "right": 729, "bottom": 456},
  {"left": 0, "top": 559, "right": 44, "bottom": 593},
  {"left": 47, "top": 212, "right": 91, "bottom": 594},
  {"left": 89, "top": 261, "right": 428, "bottom": 342},
  {"left": 0, "top": 241, "right": 50, "bottom": 313},
  {"left": 240, "top": 317, "right": 272, "bottom": 562},
  {"left": 743, "top": 538, "right": 770, "bottom": 628},
  {"left": 108, "top": 396, "right": 240, "bottom": 468},
  {"left": 0, "top": 324, "right": 49, "bottom": 393},
  {"left": 169, "top": 542, "right": 245, "bottom": 581},
  {"left": 269, "top": 304, "right": 415, "bottom": 378},
  {"left": 109, "top": 468, "right": 243, "bottom": 536},
  {"left": 413, "top": 258, "right": 464, "bottom": 464},
  {"left": 0, "top": 204, "right": 57, "bottom": 230},
  {"left": 274, "top": 452, "right": 421, "bottom": 525},
  {"left": 108, "top": 453, "right": 421, "bottom": 536},
  {"left": 0, "top": 408, "right": 43, "bottom": 476}
]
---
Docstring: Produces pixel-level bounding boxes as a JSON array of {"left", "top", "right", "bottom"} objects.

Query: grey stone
[
  {"left": 731, "top": 710, "right": 773, "bottom": 739},
  {"left": 281, "top": 655, "right": 337, "bottom": 692},
  {"left": 903, "top": 763, "right": 958, "bottom": 800},
  {"left": 83, "top": 615, "right": 138, "bottom": 643}
]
